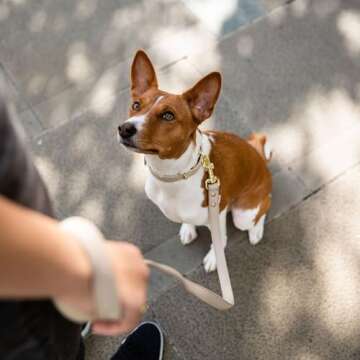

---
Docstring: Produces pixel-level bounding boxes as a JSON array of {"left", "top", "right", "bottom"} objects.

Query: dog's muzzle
[{"left": 118, "top": 123, "right": 138, "bottom": 149}]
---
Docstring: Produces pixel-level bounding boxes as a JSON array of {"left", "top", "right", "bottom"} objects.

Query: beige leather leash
[
  {"left": 55, "top": 154, "right": 234, "bottom": 323},
  {"left": 145, "top": 153, "right": 234, "bottom": 310},
  {"left": 202, "top": 154, "right": 234, "bottom": 307}
]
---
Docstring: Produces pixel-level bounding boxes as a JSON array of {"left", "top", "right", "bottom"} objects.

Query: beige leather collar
[
  {"left": 145, "top": 149, "right": 203, "bottom": 182},
  {"left": 145, "top": 130, "right": 204, "bottom": 182}
]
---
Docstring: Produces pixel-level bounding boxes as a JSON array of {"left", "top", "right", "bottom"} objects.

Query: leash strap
[
  {"left": 145, "top": 260, "right": 232, "bottom": 310},
  {"left": 207, "top": 182, "right": 234, "bottom": 306}
]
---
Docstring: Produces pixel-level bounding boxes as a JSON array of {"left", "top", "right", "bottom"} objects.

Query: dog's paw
[
  {"left": 249, "top": 230, "right": 263, "bottom": 245},
  {"left": 203, "top": 247, "right": 217, "bottom": 273},
  {"left": 248, "top": 215, "right": 265, "bottom": 245},
  {"left": 179, "top": 224, "right": 198, "bottom": 245}
]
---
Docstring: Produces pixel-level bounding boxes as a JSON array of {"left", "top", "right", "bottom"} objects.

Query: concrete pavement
[{"left": 1, "top": 0, "right": 360, "bottom": 358}]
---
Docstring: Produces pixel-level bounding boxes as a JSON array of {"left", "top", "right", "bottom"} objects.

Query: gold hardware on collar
[{"left": 201, "top": 154, "right": 220, "bottom": 190}]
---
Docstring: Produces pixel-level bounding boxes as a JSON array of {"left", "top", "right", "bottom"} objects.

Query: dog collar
[{"left": 145, "top": 149, "right": 203, "bottom": 182}]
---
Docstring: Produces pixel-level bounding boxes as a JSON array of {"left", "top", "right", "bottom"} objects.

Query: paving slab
[
  {"left": 145, "top": 228, "right": 212, "bottom": 303},
  {"left": 18, "top": 108, "right": 43, "bottom": 140},
  {"left": 291, "top": 125, "right": 360, "bottom": 192},
  {"left": 33, "top": 30, "right": 216, "bottom": 130},
  {"left": 1, "top": 64, "right": 43, "bottom": 138},
  {"left": 0, "top": 0, "right": 204, "bottom": 108},
  {"left": 268, "top": 167, "right": 308, "bottom": 221},
  {"left": 163, "top": 343, "right": 185, "bottom": 360},
  {"left": 0, "top": 0, "right": 47, "bottom": 41},
  {"left": 0, "top": 64, "right": 28, "bottom": 113},
  {"left": 0, "top": 0, "right": 121, "bottom": 105},
  {"left": 189, "top": 0, "right": 360, "bottom": 172},
  {"left": 152, "top": 163, "right": 360, "bottom": 360},
  {"left": 182, "top": 0, "right": 266, "bottom": 37}
]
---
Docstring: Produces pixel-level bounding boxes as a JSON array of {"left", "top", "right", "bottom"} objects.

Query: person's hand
[
  {"left": 92, "top": 241, "right": 149, "bottom": 335},
  {"left": 54, "top": 241, "right": 149, "bottom": 336}
]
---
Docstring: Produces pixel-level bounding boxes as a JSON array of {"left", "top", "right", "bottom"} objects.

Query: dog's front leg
[
  {"left": 179, "top": 223, "right": 198, "bottom": 245},
  {"left": 203, "top": 209, "right": 228, "bottom": 273}
]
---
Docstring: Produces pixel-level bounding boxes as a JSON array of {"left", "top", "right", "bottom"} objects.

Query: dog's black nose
[{"left": 118, "top": 123, "right": 137, "bottom": 139}]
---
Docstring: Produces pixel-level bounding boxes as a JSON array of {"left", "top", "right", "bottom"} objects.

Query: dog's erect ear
[
  {"left": 183, "top": 72, "right": 221, "bottom": 124},
  {"left": 131, "top": 50, "right": 158, "bottom": 97}
]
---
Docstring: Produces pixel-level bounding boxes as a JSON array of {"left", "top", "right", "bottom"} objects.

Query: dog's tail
[{"left": 246, "top": 133, "right": 272, "bottom": 162}]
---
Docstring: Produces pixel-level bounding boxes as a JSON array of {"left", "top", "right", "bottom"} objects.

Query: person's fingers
[
  {"left": 92, "top": 320, "right": 127, "bottom": 336},
  {"left": 92, "top": 303, "right": 143, "bottom": 335},
  {"left": 91, "top": 286, "right": 147, "bottom": 335},
  {"left": 88, "top": 242, "right": 149, "bottom": 336}
]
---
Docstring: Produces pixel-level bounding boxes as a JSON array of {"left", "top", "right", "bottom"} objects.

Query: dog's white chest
[
  {"left": 145, "top": 169, "right": 208, "bottom": 226},
  {"left": 144, "top": 133, "right": 212, "bottom": 226}
]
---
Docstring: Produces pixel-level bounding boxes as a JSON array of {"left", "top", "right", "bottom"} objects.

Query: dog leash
[
  {"left": 54, "top": 156, "right": 234, "bottom": 322},
  {"left": 202, "top": 154, "right": 234, "bottom": 307}
]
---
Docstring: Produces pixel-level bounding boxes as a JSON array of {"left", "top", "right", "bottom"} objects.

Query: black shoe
[
  {"left": 111, "top": 322, "right": 164, "bottom": 360},
  {"left": 81, "top": 322, "right": 91, "bottom": 338}
]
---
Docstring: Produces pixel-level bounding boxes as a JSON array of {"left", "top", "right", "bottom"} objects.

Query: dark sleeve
[
  {"left": 0, "top": 99, "right": 54, "bottom": 216},
  {"left": 0, "top": 100, "right": 82, "bottom": 360}
]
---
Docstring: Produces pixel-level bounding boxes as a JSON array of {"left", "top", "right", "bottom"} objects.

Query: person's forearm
[{"left": 0, "top": 196, "right": 91, "bottom": 300}]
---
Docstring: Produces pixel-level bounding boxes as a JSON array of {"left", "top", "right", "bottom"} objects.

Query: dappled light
[
  {"left": 313, "top": 0, "right": 340, "bottom": 18},
  {"left": 261, "top": 269, "right": 303, "bottom": 337},
  {"left": 317, "top": 239, "right": 360, "bottom": 341},
  {"left": 291, "top": 0, "right": 309, "bottom": 18},
  {"left": 66, "top": 42, "right": 95, "bottom": 84},
  {"left": 182, "top": 0, "right": 239, "bottom": 35},
  {"left": 28, "top": 10, "right": 47, "bottom": 33},
  {"left": 75, "top": 0, "right": 99, "bottom": 21},
  {"left": 337, "top": 10, "right": 360, "bottom": 57},
  {"left": 294, "top": 350, "right": 323, "bottom": 360},
  {"left": 236, "top": 35, "right": 254, "bottom": 58},
  {"left": 127, "top": 154, "right": 147, "bottom": 191}
]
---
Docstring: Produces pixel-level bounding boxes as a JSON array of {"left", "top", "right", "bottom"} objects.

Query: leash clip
[{"left": 201, "top": 154, "right": 220, "bottom": 190}]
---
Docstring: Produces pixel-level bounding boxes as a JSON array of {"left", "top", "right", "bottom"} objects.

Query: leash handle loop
[{"left": 54, "top": 217, "right": 122, "bottom": 323}]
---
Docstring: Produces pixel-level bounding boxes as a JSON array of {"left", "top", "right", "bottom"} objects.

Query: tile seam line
[
  {"left": 213, "top": 0, "right": 296, "bottom": 45},
  {"left": 299, "top": 158, "right": 360, "bottom": 202},
  {"left": 288, "top": 166, "right": 311, "bottom": 191},
  {"left": 268, "top": 159, "right": 360, "bottom": 224},
  {"left": 0, "top": 63, "right": 44, "bottom": 131}
]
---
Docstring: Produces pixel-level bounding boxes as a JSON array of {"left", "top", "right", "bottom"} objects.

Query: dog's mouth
[{"left": 119, "top": 137, "right": 159, "bottom": 155}]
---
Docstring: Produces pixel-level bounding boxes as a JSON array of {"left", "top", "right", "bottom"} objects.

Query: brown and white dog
[{"left": 118, "top": 50, "right": 272, "bottom": 272}]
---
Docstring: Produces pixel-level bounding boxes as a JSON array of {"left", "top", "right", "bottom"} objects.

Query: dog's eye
[
  {"left": 161, "top": 111, "right": 175, "bottom": 121},
  {"left": 132, "top": 101, "right": 141, "bottom": 111}
]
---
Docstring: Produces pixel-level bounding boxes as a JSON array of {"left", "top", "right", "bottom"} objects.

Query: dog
[{"left": 118, "top": 50, "right": 272, "bottom": 272}]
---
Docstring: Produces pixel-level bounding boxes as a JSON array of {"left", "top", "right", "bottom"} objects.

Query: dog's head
[{"left": 118, "top": 50, "right": 221, "bottom": 159}]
